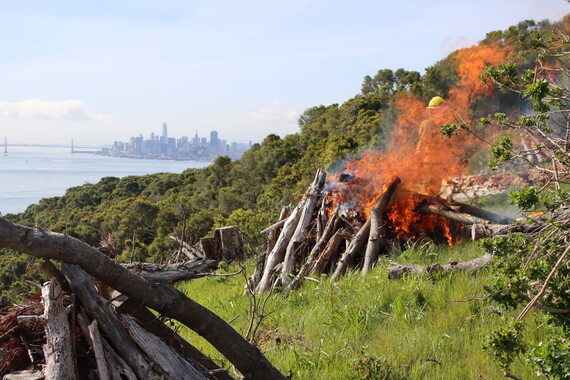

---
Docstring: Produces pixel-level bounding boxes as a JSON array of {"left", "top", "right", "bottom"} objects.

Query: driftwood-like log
[
  {"left": 42, "top": 277, "right": 77, "bottom": 380},
  {"left": 0, "top": 217, "right": 286, "bottom": 380},
  {"left": 120, "top": 314, "right": 207, "bottom": 380},
  {"left": 287, "top": 207, "right": 340, "bottom": 290},
  {"left": 266, "top": 206, "right": 291, "bottom": 255},
  {"left": 280, "top": 169, "right": 327, "bottom": 288},
  {"left": 256, "top": 199, "right": 305, "bottom": 293},
  {"left": 449, "top": 201, "right": 515, "bottom": 225},
  {"left": 331, "top": 219, "right": 371, "bottom": 282},
  {"left": 362, "top": 177, "right": 401, "bottom": 275},
  {"left": 87, "top": 320, "right": 110, "bottom": 380},
  {"left": 387, "top": 253, "right": 494, "bottom": 279},
  {"left": 123, "top": 259, "right": 218, "bottom": 284},
  {"left": 169, "top": 235, "right": 204, "bottom": 260}
]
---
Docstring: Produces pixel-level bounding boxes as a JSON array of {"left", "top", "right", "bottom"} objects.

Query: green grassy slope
[{"left": 177, "top": 241, "right": 546, "bottom": 379}]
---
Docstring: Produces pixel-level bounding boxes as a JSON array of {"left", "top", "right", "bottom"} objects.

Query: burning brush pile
[
  {"left": 248, "top": 41, "right": 544, "bottom": 293},
  {"left": 249, "top": 168, "right": 517, "bottom": 294}
]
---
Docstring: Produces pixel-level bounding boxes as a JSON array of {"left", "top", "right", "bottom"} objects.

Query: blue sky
[{"left": 0, "top": 1, "right": 567, "bottom": 146}]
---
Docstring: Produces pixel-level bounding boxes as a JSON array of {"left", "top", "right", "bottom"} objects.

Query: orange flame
[{"left": 326, "top": 43, "right": 511, "bottom": 245}]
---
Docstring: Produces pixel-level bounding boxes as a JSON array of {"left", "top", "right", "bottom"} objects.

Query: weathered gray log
[
  {"left": 280, "top": 169, "right": 327, "bottom": 288},
  {"left": 362, "top": 177, "right": 401, "bottom": 275},
  {"left": 87, "top": 320, "right": 111, "bottom": 380},
  {"left": 287, "top": 207, "right": 339, "bottom": 291},
  {"left": 387, "top": 253, "right": 494, "bottom": 279},
  {"left": 76, "top": 310, "right": 137, "bottom": 380},
  {"left": 2, "top": 370, "right": 45, "bottom": 380},
  {"left": 115, "top": 297, "right": 233, "bottom": 380},
  {"left": 61, "top": 264, "right": 156, "bottom": 379},
  {"left": 256, "top": 198, "right": 305, "bottom": 293},
  {"left": 266, "top": 206, "right": 291, "bottom": 255},
  {"left": 120, "top": 314, "right": 207, "bottom": 379},
  {"left": 416, "top": 200, "right": 491, "bottom": 225},
  {"left": 0, "top": 218, "right": 286, "bottom": 380},
  {"left": 123, "top": 259, "right": 218, "bottom": 284},
  {"left": 260, "top": 219, "right": 287, "bottom": 235},
  {"left": 42, "top": 277, "right": 77, "bottom": 380},
  {"left": 331, "top": 219, "right": 371, "bottom": 282},
  {"left": 311, "top": 229, "right": 351, "bottom": 276},
  {"left": 169, "top": 235, "right": 204, "bottom": 260}
]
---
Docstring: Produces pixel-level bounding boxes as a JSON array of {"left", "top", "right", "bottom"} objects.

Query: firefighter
[{"left": 416, "top": 96, "right": 444, "bottom": 152}]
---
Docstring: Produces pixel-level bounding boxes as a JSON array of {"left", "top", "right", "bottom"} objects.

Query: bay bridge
[{"left": 3, "top": 137, "right": 102, "bottom": 154}]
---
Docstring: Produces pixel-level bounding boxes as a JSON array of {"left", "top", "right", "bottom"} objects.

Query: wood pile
[
  {"left": 249, "top": 169, "right": 523, "bottom": 293},
  {"left": 0, "top": 259, "right": 231, "bottom": 380},
  {"left": 0, "top": 218, "right": 287, "bottom": 380}
]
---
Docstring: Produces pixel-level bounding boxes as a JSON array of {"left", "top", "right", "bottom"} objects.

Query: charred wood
[{"left": 362, "top": 177, "right": 401, "bottom": 275}]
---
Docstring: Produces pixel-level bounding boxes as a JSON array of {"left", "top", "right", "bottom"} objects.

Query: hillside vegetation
[{"left": 2, "top": 16, "right": 569, "bottom": 379}]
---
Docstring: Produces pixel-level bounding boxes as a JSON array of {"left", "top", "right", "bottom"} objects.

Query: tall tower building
[
  {"left": 210, "top": 130, "right": 219, "bottom": 153},
  {"left": 162, "top": 123, "right": 168, "bottom": 139}
]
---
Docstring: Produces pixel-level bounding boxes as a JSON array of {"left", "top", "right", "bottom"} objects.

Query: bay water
[{"left": 0, "top": 146, "right": 211, "bottom": 215}]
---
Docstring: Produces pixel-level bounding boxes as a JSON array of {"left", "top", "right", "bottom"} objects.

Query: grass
[{"left": 177, "top": 240, "right": 546, "bottom": 379}]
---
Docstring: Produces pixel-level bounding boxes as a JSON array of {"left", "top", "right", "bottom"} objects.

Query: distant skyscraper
[
  {"left": 162, "top": 123, "right": 168, "bottom": 139},
  {"left": 210, "top": 130, "right": 219, "bottom": 153}
]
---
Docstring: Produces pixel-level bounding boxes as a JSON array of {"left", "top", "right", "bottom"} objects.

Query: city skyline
[{"left": 101, "top": 123, "right": 251, "bottom": 160}]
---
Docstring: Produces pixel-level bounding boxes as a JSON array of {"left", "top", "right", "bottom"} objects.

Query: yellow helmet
[{"left": 427, "top": 96, "right": 444, "bottom": 109}]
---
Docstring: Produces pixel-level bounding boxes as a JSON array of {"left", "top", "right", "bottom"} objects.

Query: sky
[{"left": 0, "top": 1, "right": 568, "bottom": 147}]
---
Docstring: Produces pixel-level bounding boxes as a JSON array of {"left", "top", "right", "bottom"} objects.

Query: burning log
[
  {"left": 416, "top": 199, "right": 491, "bottom": 225},
  {"left": 387, "top": 253, "right": 494, "bottom": 279},
  {"left": 362, "top": 177, "right": 401, "bottom": 275}
]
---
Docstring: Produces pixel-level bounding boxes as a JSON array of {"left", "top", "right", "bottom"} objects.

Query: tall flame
[{"left": 326, "top": 43, "right": 511, "bottom": 244}]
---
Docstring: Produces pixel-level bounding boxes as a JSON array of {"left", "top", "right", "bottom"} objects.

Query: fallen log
[
  {"left": 416, "top": 200, "right": 491, "bottom": 225},
  {"left": 0, "top": 217, "right": 286, "bottom": 380},
  {"left": 449, "top": 201, "right": 515, "bottom": 225},
  {"left": 387, "top": 253, "right": 494, "bottom": 279},
  {"left": 123, "top": 259, "right": 218, "bottom": 284},
  {"left": 362, "top": 177, "right": 401, "bottom": 275}
]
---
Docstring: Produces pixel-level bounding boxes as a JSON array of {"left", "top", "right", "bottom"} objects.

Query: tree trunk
[
  {"left": 0, "top": 217, "right": 286, "bottom": 380},
  {"left": 362, "top": 177, "right": 401, "bottom": 275},
  {"left": 448, "top": 201, "right": 515, "bottom": 225},
  {"left": 214, "top": 226, "right": 246, "bottom": 262}
]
